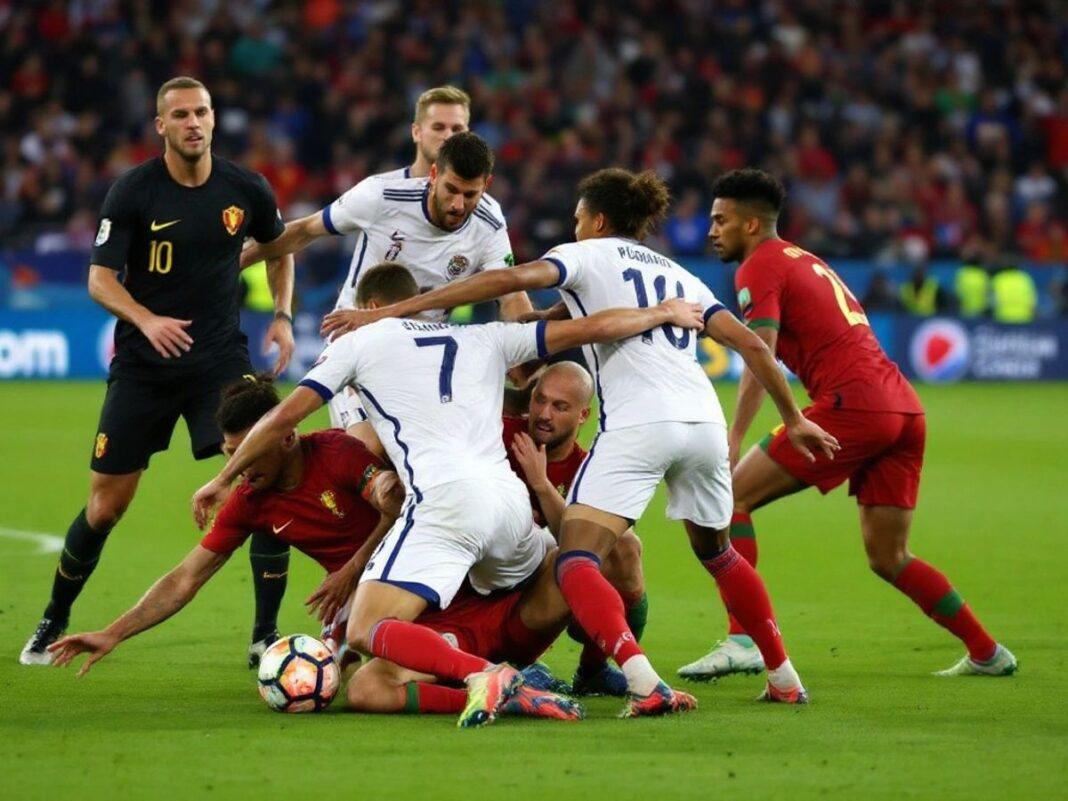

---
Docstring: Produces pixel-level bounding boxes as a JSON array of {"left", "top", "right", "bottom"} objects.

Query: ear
[
  {"left": 578, "top": 406, "right": 590, "bottom": 425},
  {"left": 411, "top": 121, "right": 421, "bottom": 143},
  {"left": 428, "top": 162, "right": 438, "bottom": 183},
  {"left": 154, "top": 116, "right": 165, "bottom": 136},
  {"left": 745, "top": 216, "right": 762, "bottom": 236},
  {"left": 596, "top": 212, "right": 607, "bottom": 233},
  {"left": 484, "top": 173, "right": 494, "bottom": 192}
]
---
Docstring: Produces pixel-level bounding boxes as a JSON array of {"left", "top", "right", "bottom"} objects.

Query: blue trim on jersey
[
  {"left": 544, "top": 257, "right": 567, "bottom": 287},
  {"left": 322, "top": 204, "right": 340, "bottom": 236},
  {"left": 535, "top": 320, "right": 549, "bottom": 359},
  {"left": 349, "top": 232, "right": 369, "bottom": 287},
  {"left": 357, "top": 385, "right": 423, "bottom": 502},
  {"left": 403, "top": 166, "right": 411, "bottom": 179},
  {"left": 380, "top": 502, "right": 416, "bottom": 582},
  {"left": 472, "top": 207, "right": 503, "bottom": 231},
  {"left": 566, "top": 433, "right": 599, "bottom": 504},
  {"left": 377, "top": 579, "right": 441, "bottom": 609},
  {"left": 703, "top": 303, "right": 725, "bottom": 326},
  {"left": 562, "top": 289, "right": 608, "bottom": 431},
  {"left": 298, "top": 379, "right": 334, "bottom": 402},
  {"left": 383, "top": 191, "right": 424, "bottom": 202}
]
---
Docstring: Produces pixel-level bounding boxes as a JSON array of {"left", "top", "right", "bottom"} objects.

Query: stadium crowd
[{"left": 2, "top": 0, "right": 1067, "bottom": 292}]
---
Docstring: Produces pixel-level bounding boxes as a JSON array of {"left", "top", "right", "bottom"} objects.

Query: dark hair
[
  {"left": 710, "top": 168, "right": 786, "bottom": 216},
  {"left": 576, "top": 168, "right": 671, "bottom": 239},
  {"left": 436, "top": 131, "right": 494, "bottom": 179},
  {"left": 357, "top": 262, "right": 419, "bottom": 306},
  {"left": 215, "top": 372, "right": 279, "bottom": 433}
]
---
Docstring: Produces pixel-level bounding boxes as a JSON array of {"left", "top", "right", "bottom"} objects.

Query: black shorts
[{"left": 90, "top": 361, "right": 253, "bottom": 474}]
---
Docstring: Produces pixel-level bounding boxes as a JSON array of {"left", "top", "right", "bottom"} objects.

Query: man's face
[
  {"left": 573, "top": 198, "right": 602, "bottom": 241},
  {"left": 707, "top": 197, "right": 751, "bottom": 263},
  {"left": 155, "top": 87, "right": 213, "bottom": 162},
  {"left": 527, "top": 372, "right": 590, "bottom": 451},
  {"left": 413, "top": 103, "right": 469, "bottom": 165},
  {"left": 428, "top": 165, "right": 488, "bottom": 230},
  {"left": 222, "top": 428, "right": 287, "bottom": 492}
]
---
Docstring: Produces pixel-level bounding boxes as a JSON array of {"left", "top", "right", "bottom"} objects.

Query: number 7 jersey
[{"left": 735, "top": 239, "right": 922, "bottom": 414}]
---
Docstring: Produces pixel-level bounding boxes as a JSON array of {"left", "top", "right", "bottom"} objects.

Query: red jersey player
[{"left": 678, "top": 168, "right": 1015, "bottom": 680}]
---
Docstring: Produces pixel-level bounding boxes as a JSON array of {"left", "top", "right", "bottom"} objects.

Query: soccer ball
[{"left": 257, "top": 634, "right": 340, "bottom": 713}]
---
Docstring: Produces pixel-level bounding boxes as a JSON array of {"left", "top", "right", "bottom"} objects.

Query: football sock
[
  {"left": 574, "top": 589, "right": 648, "bottom": 677},
  {"left": 44, "top": 508, "right": 113, "bottom": 623},
  {"left": 767, "top": 658, "right": 803, "bottom": 692},
  {"left": 369, "top": 619, "right": 490, "bottom": 681},
  {"left": 891, "top": 557, "right": 997, "bottom": 662},
  {"left": 403, "top": 682, "right": 467, "bottom": 714},
  {"left": 701, "top": 544, "right": 788, "bottom": 670},
  {"left": 620, "top": 654, "right": 661, "bottom": 697},
  {"left": 723, "top": 512, "right": 757, "bottom": 637},
  {"left": 249, "top": 532, "right": 290, "bottom": 642}
]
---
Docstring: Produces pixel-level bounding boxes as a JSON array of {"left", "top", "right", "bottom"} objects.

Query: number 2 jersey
[
  {"left": 544, "top": 237, "right": 727, "bottom": 432},
  {"left": 735, "top": 239, "right": 922, "bottom": 414}
]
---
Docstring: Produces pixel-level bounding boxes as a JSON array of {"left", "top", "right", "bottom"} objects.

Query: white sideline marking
[{"left": 0, "top": 527, "right": 63, "bottom": 554}]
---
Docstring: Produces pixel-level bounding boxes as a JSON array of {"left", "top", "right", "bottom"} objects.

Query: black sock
[
  {"left": 43, "top": 508, "right": 113, "bottom": 624},
  {"left": 250, "top": 532, "right": 289, "bottom": 642}
]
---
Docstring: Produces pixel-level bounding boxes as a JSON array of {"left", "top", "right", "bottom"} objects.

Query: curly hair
[
  {"left": 215, "top": 372, "right": 280, "bottom": 433},
  {"left": 710, "top": 168, "right": 786, "bottom": 216},
  {"left": 576, "top": 168, "right": 671, "bottom": 240}
]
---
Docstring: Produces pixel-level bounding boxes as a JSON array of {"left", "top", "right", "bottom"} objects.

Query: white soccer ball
[{"left": 257, "top": 634, "right": 341, "bottom": 713}]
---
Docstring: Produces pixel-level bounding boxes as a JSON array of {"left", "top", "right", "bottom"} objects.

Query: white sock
[
  {"left": 767, "top": 658, "right": 802, "bottom": 691},
  {"left": 621, "top": 654, "right": 661, "bottom": 696}
]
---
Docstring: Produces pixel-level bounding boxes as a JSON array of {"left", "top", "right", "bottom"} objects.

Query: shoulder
[
  {"left": 107, "top": 158, "right": 161, "bottom": 198},
  {"left": 305, "top": 429, "right": 380, "bottom": 466},
  {"left": 375, "top": 166, "right": 412, "bottom": 181},
  {"left": 214, "top": 155, "right": 274, "bottom": 197},
  {"left": 378, "top": 175, "right": 427, "bottom": 206},
  {"left": 501, "top": 414, "right": 528, "bottom": 439},
  {"left": 472, "top": 193, "right": 505, "bottom": 232},
  {"left": 219, "top": 482, "right": 256, "bottom": 520}
]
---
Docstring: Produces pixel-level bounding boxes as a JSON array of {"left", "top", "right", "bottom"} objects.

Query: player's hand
[
  {"left": 139, "top": 314, "right": 193, "bottom": 359},
  {"left": 305, "top": 563, "right": 360, "bottom": 624},
  {"left": 659, "top": 298, "right": 705, "bottom": 330},
  {"left": 370, "top": 470, "right": 405, "bottom": 518},
  {"left": 48, "top": 630, "right": 119, "bottom": 677},
  {"left": 320, "top": 308, "right": 383, "bottom": 338},
  {"left": 728, "top": 429, "right": 744, "bottom": 471},
  {"left": 192, "top": 476, "right": 232, "bottom": 530},
  {"left": 263, "top": 316, "right": 295, "bottom": 376},
  {"left": 507, "top": 360, "right": 543, "bottom": 390},
  {"left": 514, "top": 302, "right": 570, "bottom": 323},
  {"left": 785, "top": 418, "right": 841, "bottom": 463},
  {"left": 511, "top": 431, "right": 549, "bottom": 487}
]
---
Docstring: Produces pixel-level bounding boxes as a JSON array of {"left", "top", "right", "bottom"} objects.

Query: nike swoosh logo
[
  {"left": 150, "top": 219, "right": 181, "bottom": 232},
  {"left": 272, "top": 519, "right": 294, "bottom": 534}
]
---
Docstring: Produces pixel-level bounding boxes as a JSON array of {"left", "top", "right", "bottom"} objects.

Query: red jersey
[
  {"left": 201, "top": 430, "right": 383, "bottom": 572},
  {"left": 501, "top": 415, "right": 587, "bottom": 527},
  {"left": 735, "top": 239, "right": 923, "bottom": 414}
]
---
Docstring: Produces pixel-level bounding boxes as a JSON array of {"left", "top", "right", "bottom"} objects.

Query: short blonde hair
[
  {"left": 414, "top": 85, "right": 471, "bottom": 123},
  {"left": 156, "top": 76, "right": 210, "bottom": 115}
]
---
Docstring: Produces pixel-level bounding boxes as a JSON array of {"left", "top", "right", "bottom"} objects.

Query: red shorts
[
  {"left": 417, "top": 589, "right": 560, "bottom": 666},
  {"left": 761, "top": 403, "right": 926, "bottom": 509}
]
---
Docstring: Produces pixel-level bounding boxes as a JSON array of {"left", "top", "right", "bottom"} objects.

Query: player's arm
[
  {"left": 261, "top": 254, "right": 296, "bottom": 375},
  {"left": 241, "top": 211, "right": 329, "bottom": 267},
  {"left": 88, "top": 265, "right": 194, "bottom": 359},
  {"left": 498, "top": 289, "right": 536, "bottom": 322},
  {"left": 48, "top": 546, "right": 229, "bottom": 676},
  {"left": 509, "top": 431, "right": 566, "bottom": 537},
  {"left": 729, "top": 326, "right": 776, "bottom": 467},
  {"left": 705, "top": 310, "right": 838, "bottom": 462},
  {"left": 541, "top": 297, "right": 704, "bottom": 354}
]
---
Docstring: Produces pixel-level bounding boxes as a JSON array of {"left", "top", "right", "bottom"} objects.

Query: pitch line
[{"left": 0, "top": 527, "right": 63, "bottom": 554}]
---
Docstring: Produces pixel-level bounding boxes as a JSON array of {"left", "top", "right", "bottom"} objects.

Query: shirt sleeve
[
  {"left": 298, "top": 331, "right": 362, "bottom": 401},
  {"left": 486, "top": 321, "right": 547, "bottom": 366},
  {"left": 692, "top": 279, "right": 726, "bottom": 327},
  {"left": 479, "top": 222, "right": 516, "bottom": 272},
  {"left": 90, "top": 175, "right": 138, "bottom": 270},
  {"left": 247, "top": 173, "right": 286, "bottom": 243},
  {"left": 322, "top": 176, "right": 382, "bottom": 237},
  {"left": 200, "top": 493, "right": 254, "bottom": 556},
  {"left": 541, "top": 242, "right": 584, "bottom": 290},
  {"left": 735, "top": 255, "right": 785, "bottom": 330},
  {"left": 329, "top": 432, "right": 385, "bottom": 494}
]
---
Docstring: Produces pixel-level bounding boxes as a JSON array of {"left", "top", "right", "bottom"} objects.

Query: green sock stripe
[
  {"left": 403, "top": 682, "right": 420, "bottom": 714},
  {"left": 757, "top": 432, "right": 774, "bottom": 453},
  {"left": 731, "top": 522, "right": 755, "bottom": 539},
  {"left": 889, "top": 556, "right": 914, "bottom": 582},
  {"left": 932, "top": 589, "right": 965, "bottom": 618},
  {"left": 626, "top": 593, "right": 649, "bottom": 642}
]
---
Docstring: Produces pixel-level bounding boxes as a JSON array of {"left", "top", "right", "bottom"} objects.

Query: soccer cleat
[
  {"left": 501, "top": 685, "right": 585, "bottom": 721},
  {"left": 247, "top": 629, "right": 280, "bottom": 669},
  {"left": 19, "top": 617, "right": 66, "bottom": 666},
  {"left": 934, "top": 644, "right": 1018, "bottom": 677},
  {"left": 619, "top": 681, "right": 697, "bottom": 718},
  {"left": 571, "top": 664, "right": 629, "bottom": 697},
  {"left": 757, "top": 682, "right": 809, "bottom": 704},
  {"left": 457, "top": 664, "right": 524, "bottom": 729},
  {"left": 520, "top": 662, "right": 573, "bottom": 695},
  {"left": 677, "top": 638, "right": 766, "bottom": 681}
]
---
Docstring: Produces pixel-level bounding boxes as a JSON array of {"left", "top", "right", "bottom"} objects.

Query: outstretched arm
[
  {"left": 241, "top": 212, "right": 328, "bottom": 268},
  {"left": 728, "top": 326, "right": 776, "bottom": 468},
  {"left": 48, "top": 546, "right": 229, "bottom": 676},
  {"left": 542, "top": 297, "right": 704, "bottom": 354}
]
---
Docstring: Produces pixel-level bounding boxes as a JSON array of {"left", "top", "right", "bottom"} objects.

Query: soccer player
[
  {"left": 380, "top": 85, "right": 472, "bottom": 180},
  {"left": 309, "top": 169, "right": 841, "bottom": 714},
  {"left": 190, "top": 262, "right": 706, "bottom": 726},
  {"left": 20, "top": 77, "right": 297, "bottom": 667},
  {"left": 677, "top": 169, "right": 1016, "bottom": 679},
  {"left": 47, "top": 374, "right": 401, "bottom": 676}
]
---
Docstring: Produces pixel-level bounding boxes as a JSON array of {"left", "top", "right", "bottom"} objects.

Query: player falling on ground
[
  {"left": 326, "top": 169, "right": 841, "bottom": 714},
  {"left": 20, "top": 76, "right": 297, "bottom": 667},
  {"left": 191, "top": 262, "right": 707, "bottom": 726},
  {"left": 677, "top": 168, "right": 1016, "bottom": 680}
]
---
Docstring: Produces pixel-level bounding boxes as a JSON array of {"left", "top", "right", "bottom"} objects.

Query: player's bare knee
[
  {"left": 864, "top": 542, "right": 908, "bottom": 581},
  {"left": 86, "top": 492, "right": 130, "bottom": 530},
  {"left": 685, "top": 521, "right": 730, "bottom": 560},
  {"left": 603, "top": 531, "right": 644, "bottom": 593}
]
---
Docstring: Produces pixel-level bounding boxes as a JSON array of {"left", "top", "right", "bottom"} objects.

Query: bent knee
[
  {"left": 866, "top": 547, "right": 909, "bottom": 581},
  {"left": 86, "top": 494, "right": 131, "bottom": 530},
  {"left": 602, "top": 531, "right": 644, "bottom": 593}
]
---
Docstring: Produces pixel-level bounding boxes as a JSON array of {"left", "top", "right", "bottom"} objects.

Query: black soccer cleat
[
  {"left": 20, "top": 617, "right": 67, "bottom": 666},
  {"left": 248, "top": 629, "right": 281, "bottom": 669}
]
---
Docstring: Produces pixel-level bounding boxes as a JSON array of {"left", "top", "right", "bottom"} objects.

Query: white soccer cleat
[
  {"left": 19, "top": 617, "right": 66, "bottom": 666},
  {"left": 677, "top": 637, "right": 765, "bottom": 681},
  {"left": 934, "top": 644, "right": 1018, "bottom": 677}
]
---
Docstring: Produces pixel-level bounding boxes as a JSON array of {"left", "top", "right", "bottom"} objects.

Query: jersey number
[
  {"left": 810, "top": 263, "right": 868, "bottom": 327},
  {"left": 415, "top": 336, "right": 458, "bottom": 403},
  {"left": 621, "top": 269, "right": 690, "bottom": 349},
  {"left": 148, "top": 239, "right": 173, "bottom": 274}
]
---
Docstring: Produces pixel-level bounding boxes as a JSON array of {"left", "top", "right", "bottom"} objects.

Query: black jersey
[{"left": 90, "top": 155, "right": 285, "bottom": 378}]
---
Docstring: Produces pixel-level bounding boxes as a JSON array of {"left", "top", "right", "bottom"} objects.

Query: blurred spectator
[
  {"left": 900, "top": 264, "right": 953, "bottom": 317},
  {"left": 991, "top": 264, "right": 1038, "bottom": 323},
  {"left": 663, "top": 190, "right": 707, "bottom": 257},
  {"left": 862, "top": 271, "right": 901, "bottom": 312},
  {"left": 955, "top": 238, "right": 995, "bottom": 318},
  {"left": 1016, "top": 202, "right": 1068, "bottom": 263}
]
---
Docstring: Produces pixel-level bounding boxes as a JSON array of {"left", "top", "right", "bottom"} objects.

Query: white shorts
[
  {"left": 567, "top": 420, "right": 732, "bottom": 529},
  {"left": 360, "top": 476, "right": 548, "bottom": 609},
  {"left": 327, "top": 386, "right": 366, "bottom": 430}
]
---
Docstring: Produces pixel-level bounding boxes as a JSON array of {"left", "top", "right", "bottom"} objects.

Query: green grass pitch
[{"left": 0, "top": 381, "right": 1065, "bottom": 801}]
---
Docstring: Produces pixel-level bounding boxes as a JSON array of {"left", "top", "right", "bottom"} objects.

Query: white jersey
[
  {"left": 300, "top": 317, "right": 549, "bottom": 496},
  {"left": 544, "top": 237, "right": 726, "bottom": 431},
  {"left": 322, "top": 172, "right": 514, "bottom": 315}
]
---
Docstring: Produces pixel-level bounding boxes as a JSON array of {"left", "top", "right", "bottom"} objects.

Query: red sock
[
  {"left": 722, "top": 512, "right": 758, "bottom": 636},
  {"left": 556, "top": 552, "right": 643, "bottom": 667},
  {"left": 577, "top": 588, "right": 643, "bottom": 673},
  {"left": 403, "top": 682, "right": 467, "bottom": 714},
  {"left": 702, "top": 546, "right": 787, "bottom": 669},
  {"left": 369, "top": 619, "right": 490, "bottom": 682},
  {"left": 892, "top": 558, "right": 997, "bottom": 662}
]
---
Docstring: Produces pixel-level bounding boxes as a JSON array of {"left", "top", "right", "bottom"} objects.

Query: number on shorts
[{"left": 414, "top": 336, "right": 458, "bottom": 403}]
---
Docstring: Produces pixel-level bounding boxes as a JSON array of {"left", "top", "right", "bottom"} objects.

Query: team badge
[
  {"left": 320, "top": 490, "right": 345, "bottom": 518},
  {"left": 446, "top": 254, "right": 470, "bottom": 278},
  {"left": 737, "top": 286, "right": 752, "bottom": 316},
  {"left": 94, "top": 432, "right": 108, "bottom": 459},
  {"left": 385, "top": 230, "right": 405, "bottom": 261},
  {"left": 556, "top": 484, "right": 568, "bottom": 497},
  {"left": 221, "top": 205, "right": 245, "bottom": 236},
  {"left": 95, "top": 218, "right": 111, "bottom": 246}
]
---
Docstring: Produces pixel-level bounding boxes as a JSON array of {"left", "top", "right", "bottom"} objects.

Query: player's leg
[{"left": 344, "top": 656, "right": 458, "bottom": 714}]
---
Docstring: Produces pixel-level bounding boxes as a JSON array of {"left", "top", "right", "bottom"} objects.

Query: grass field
[{"left": 1, "top": 380, "right": 1066, "bottom": 801}]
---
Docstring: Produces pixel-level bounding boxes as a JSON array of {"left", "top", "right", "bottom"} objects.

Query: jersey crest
[
  {"left": 737, "top": 286, "right": 752, "bottom": 316},
  {"left": 385, "top": 230, "right": 405, "bottom": 261},
  {"left": 94, "top": 432, "right": 108, "bottom": 458},
  {"left": 95, "top": 218, "right": 111, "bottom": 246},
  {"left": 447, "top": 254, "right": 470, "bottom": 278},
  {"left": 222, "top": 205, "right": 245, "bottom": 236},
  {"left": 320, "top": 490, "right": 345, "bottom": 518}
]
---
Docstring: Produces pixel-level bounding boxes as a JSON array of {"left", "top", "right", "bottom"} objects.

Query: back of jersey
[
  {"left": 545, "top": 238, "right": 725, "bottom": 431},
  {"left": 300, "top": 318, "right": 545, "bottom": 496}
]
